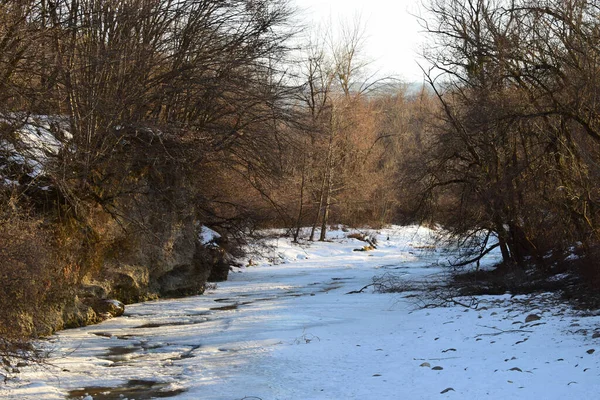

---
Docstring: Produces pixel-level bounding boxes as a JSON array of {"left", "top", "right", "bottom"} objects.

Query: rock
[
  {"left": 14, "top": 132, "right": 242, "bottom": 336},
  {"left": 592, "top": 332, "right": 600, "bottom": 339},
  {"left": 156, "top": 263, "right": 208, "bottom": 297},
  {"left": 525, "top": 314, "right": 541, "bottom": 323},
  {"left": 61, "top": 298, "right": 98, "bottom": 330},
  {"left": 79, "top": 284, "right": 108, "bottom": 299},
  {"left": 207, "top": 246, "right": 230, "bottom": 283},
  {"left": 106, "top": 264, "right": 151, "bottom": 304},
  {"left": 97, "top": 299, "right": 125, "bottom": 318},
  {"left": 81, "top": 298, "right": 125, "bottom": 322},
  {"left": 353, "top": 245, "right": 374, "bottom": 252}
]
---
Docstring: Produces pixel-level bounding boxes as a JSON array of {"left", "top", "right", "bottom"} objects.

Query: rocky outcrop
[
  {"left": 33, "top": 226, "right": 230, "bottom": 335},
  {"left": 3, "top": 123, "right": 236, "bottom": 340},
  {"left": 28, "top": 128, "right": 235, "bottom": 337},
  {"left": 88, "top": 212, "right": 230, "bottom": 301},
  {"left": 207, "top": 248, "right": 231, "bottom": 282},
  {"left": 90, "top": 299, "right": 125, "bottom": 319},
  {"left": 37, "top": 298, "right": 126, "bottom": 335},
  {"left": 72, "top": 130, "right": 235, "bottom": 304},
  {"left": 155, "top": 239, "right": 213, "bottom": 297}
]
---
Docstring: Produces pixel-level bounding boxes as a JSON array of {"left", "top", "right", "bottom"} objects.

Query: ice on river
[{"left": 3, "top": 226, "right": 600, "bottom": 399}]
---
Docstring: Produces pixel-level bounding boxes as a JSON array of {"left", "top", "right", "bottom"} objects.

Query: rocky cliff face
[
  {"left": 2, "top": 120, "right": 234, "bottom": 339},
  {"left": 40, "top": 212, "right": 230, "bottom": 334},
  {"left": 35, "top": 129, "right": 231, "bottom": 335}
]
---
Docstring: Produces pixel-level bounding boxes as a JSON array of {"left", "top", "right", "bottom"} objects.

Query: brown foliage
[
  {"left": 0, "top": 0, "right": 297, "bottom": 358},
  {"left": 418, "top": 0, "right": 600, "bottom": 272},
  {"left": 0, "top": 211, "right": 71, "bottom": 364}
]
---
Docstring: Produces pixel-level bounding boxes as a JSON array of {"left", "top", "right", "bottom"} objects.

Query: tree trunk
[
  {"left": 309, "top": 170, "right": 325, "bottom": 241},
  {"left": 318, "top": 127, "right": 335, "bottom": 241},
  {"left": 293, "top": 144, "right": 307, "bottom": 243},
  {"left": 498, "top": 236, "right": 512, "bottom": 266},
  {"left": 319, "top": 170, "right": 333, "bottom": 241}
]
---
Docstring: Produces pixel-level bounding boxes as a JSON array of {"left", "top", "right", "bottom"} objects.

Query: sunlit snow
[{"left": 2, "top": 226, "right": 600, "bottom": 400}]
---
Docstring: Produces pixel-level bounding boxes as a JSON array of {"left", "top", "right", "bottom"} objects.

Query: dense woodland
[{"left": 2, "top": 0, "right": 600, "bottom": 365}]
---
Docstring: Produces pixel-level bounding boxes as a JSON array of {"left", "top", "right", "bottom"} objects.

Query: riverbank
[{"left": 3, "top": 226, "right": 600, "bottom": 399}]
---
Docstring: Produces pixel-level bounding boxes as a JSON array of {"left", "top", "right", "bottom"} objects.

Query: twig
[
  {"left": 346, "top": 283, "right": 375, "bottom": 294},
  {"left": 450, "top": 242, "right": 499, "bottom": 268},
  {"left": 422, "top": 296, "right": 479, "bottom": 309},
  {"left": 475, "top": 325, "right": 533, "bottom": 337},
  {"left": 413, "top": 357, "right": 460, "bottom": 361}
]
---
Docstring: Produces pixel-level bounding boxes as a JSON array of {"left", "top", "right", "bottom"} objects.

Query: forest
[{"left": 2, "top": 0, "right": 600, "bottom": 369}]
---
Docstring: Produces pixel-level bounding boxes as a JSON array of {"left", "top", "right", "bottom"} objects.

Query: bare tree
[
  {"left": 0, "top": 0, "right": 299, "bottom": 360},
  {"left": 420, "top": 0, "right": 600, "bottom": 269}
]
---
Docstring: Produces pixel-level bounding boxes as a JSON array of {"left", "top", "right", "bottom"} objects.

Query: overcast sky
[{"left": 293, "top": 0, "right": 428, "bottom": 82}]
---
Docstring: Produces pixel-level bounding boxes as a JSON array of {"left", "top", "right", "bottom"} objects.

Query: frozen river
[{"left": 3, "top": 226, "right": 600, "bottom": 400}]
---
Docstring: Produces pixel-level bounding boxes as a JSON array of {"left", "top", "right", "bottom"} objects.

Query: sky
[{"left": 293, "top": 0, "right": 428, "bottom": 82}]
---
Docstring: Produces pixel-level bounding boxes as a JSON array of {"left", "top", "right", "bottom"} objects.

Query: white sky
[{"left": 293, "top": 0, "right": 428, "bottom": 82}]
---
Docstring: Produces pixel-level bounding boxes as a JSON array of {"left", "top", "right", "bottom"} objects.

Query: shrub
[{"left": 0, "top": 212, "right": 68, "bottom": 368}]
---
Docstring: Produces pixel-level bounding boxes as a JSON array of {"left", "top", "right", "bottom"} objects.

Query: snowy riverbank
[{"left": 3, "top": 226, "right": 600, "bottom": 399}]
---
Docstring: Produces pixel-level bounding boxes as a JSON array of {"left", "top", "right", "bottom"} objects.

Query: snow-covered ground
[{"left": 3, "top": 225, "right": 600, "bottom": 399}]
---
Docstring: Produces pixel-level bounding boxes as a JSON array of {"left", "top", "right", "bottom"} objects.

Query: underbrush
[
  {"left": 0, "top": 212, "right": 71, "bottom": 377},
  {"left": 448, "top": 254, "right": 600, "bottom": 311},
  {"left": 363, "top": 248, "right": 600, "bottom": 312},
  {"left": 450, "top": 265, "right": 574, "bottom": 296}
]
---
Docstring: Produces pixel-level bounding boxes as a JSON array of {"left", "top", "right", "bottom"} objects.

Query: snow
[
  {"left": 3, "top": 225, "right": 600, "bottom": 399},
  {"left": 198, "top": 226, "right": 221, "bottom": 247},
  {"left": 0, "top": 114, "right": 69, "bottom": 179}
]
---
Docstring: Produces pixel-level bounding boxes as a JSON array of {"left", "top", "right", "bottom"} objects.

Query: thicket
[{"left": 417, "top": 0, "right": 600, "bottom": 278}]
